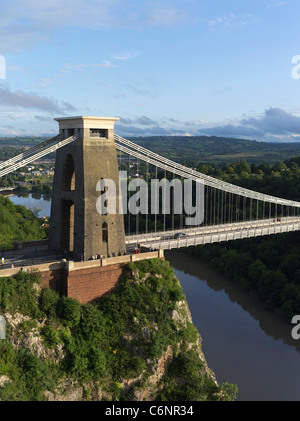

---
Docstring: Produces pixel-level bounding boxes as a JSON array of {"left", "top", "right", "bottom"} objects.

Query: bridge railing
[
  {"left": 0, "top": 254, "right": 62, "bottom": 270},
  {"left": 135, "top": 218, "right": 300, "bottom": 250},
  {"left": 125, "top": 216, "right": 300, "bottom": 245}
]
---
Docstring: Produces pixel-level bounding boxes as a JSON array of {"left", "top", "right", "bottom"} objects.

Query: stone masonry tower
[{"left": 48, "top": 116, "right": 126, "bottom": 261}]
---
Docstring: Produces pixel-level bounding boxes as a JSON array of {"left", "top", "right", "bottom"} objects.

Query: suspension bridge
[{"left": 0, "top": 116, "right": 300, "bottom": 260}]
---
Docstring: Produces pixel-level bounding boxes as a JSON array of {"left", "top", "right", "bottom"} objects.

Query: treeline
[
  {"left": 196, "top": 157, "right": 300, "bottom": 201},
  {"left": 0, "top": 137, "right": 46, "bottom": 146},
  {"left": 15, "top": 183, "right": 52, "bottom": 196},
  {"left": 0, "top": 146, "right": 26, "bottom": 160}
]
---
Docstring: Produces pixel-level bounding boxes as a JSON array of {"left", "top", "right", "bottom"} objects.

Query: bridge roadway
[
  {"left": 125, "top": 216, "right": 300, "bottom": 250},
  {"left": 0, "top": 244, "right": 62, "bottom": 270},
  {"left": 1, "top": 217, "right": 300, "bottom": 270}
]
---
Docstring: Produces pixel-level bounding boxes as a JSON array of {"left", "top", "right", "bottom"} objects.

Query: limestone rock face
[{"left": 4, "top": 312, "right": 64, "bottom": 363}]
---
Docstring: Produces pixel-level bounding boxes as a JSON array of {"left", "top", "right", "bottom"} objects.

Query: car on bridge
[{"left": 174, "top": 232, "right": 187, "bottom": 239}]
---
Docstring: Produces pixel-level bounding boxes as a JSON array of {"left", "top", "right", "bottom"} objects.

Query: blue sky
[{"left": 1, "top": 0, "right": 300, "bottom": 141}]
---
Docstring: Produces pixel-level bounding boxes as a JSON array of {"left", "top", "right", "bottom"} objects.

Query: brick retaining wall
[
  {"left": 66, "top": 263, "right": 124, "bottom": 303},
  {"left": 0, "top": 250, "right": 164, "bottom": 304}
]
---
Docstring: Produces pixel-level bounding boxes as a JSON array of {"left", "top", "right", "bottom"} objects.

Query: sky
[{"left": 1, "top": 0, "right": 300, "bottom": 141}]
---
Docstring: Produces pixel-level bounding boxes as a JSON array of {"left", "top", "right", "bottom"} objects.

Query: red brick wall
[
  {"left": 35, "top": 253, "right": 164, "bottom": 304},
  {"left": 40, "top": 269, "right": 67, "bottom": 295},
  {"left": 66, "top": 263, "right": 124, "bottom": 303}
]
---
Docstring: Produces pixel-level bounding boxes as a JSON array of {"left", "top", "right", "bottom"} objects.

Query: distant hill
[
  {"left": 2, "top": 135, "right": 300, "bottom": 165},
  {"left": 0, "top": 137, "right": 47, "bottom": 147},
  {"left": 129, "top": 136, "right": 300, "bottom": 165}
]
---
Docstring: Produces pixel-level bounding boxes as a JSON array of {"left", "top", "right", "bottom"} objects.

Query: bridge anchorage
[{"left": 1, "top": 115, "right": 300, "bottom": 262}]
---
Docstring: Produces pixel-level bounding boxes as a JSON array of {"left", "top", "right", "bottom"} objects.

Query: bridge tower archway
[
  {"left": 62, "top": 153, "right": 75, "bottom": 191},
  {"left": 60, "top": 199, "right": 75, "bottom": 253}
]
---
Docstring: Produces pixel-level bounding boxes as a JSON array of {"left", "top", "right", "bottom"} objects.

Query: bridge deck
[{"left": 125, "top": 217, "right": 300, "bottom": 250}]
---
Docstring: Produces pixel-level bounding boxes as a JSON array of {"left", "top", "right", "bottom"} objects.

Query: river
[
  {"left": 7, "top": 194, "right": 300, "bottom": 401},
  {"left": 165, "top": 250, "right": 300, "bottom": 401},
  {"left": 8, "top": 193, "right": 51, "bottom": 217}
]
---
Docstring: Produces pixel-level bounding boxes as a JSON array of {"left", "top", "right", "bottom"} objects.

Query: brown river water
[{"left": 165, "top": 250, "right": 300, "bottom": 401}]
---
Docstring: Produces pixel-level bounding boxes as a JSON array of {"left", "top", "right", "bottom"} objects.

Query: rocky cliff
[{"left": 0, "top": 259, "right": 237, "bottom": 401}]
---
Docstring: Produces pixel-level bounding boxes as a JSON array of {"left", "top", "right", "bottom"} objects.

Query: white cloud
[
  {"left": 0, "top": 86, "right": 77, "bottom": 114},
  {"left": 208, "top": 14, "right": 260, "bottom": 30},
  {"left": 115, "top": 108, "right": 300, "bottom": 142},
  {"left": 196, "top": 108, "right": 300, "bottom": 142},
  {"left": 116, "top": 115, "right": 209, "bottom": 136},
  {"left": 63, "top": 62, "right": 118, "bottom": 72},
  {"left": 143, "top": 1, "right": 196, "bottom": 27},
  {"left": 265, "top": 1, "right": 287, "bottom": 9},
  {"left": 0, "top": 0, "right": 199, "bottom": 53},
  {"left": 112, "top": 52, "right": 140, "bottom": 61}
]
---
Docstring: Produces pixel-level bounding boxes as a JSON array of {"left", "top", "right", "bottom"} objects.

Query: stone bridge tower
[{"left": 48, "top": 116, "right": 126, "bottom": 261}]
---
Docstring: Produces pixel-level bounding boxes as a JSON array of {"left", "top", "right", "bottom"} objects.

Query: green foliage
[
  {"left": 0, "top": 270, "right": 41, "bottom": 317},
  {"left": 0, "top": 341, "right": 58, "bottom": 401},
  {"left": 79, "top": 303, "right": 105, "bottom": 338},
  {"left": 0, "top": 146, "right": 26, "bottom": 160},
  {"left": 0, "top": 195, "right": 46, "bottom": 250},
  {"left": 41, "top": 324, "right": 62, "bottom": 348},
  {"left": 158, "top": 348, "right": 238, "bottom": 401},
  {"left": 0, "top": 276, "right": 17, "bottom": 311},
  {"left": 56, "top": 296, "right": 82, "bottom": 328},
  {"left": 39, "top": 287, "right": 60, "bottom": 319},
  {"left": 0, "top": 136, "right": 47, "bottom": 146},
  {"left": 204, "top": 155, "right": 300, "bottom": 203},
  {"left": 88, "top": 347, "right": 106, "bottom": 375}
]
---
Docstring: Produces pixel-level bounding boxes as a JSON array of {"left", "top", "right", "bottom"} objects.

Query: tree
[
  {"left": 248, "top": 259, "right": 267, "bottom": 288},
  {"left": 235, "top": 159, "right": 251, "bottom": 175}
]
